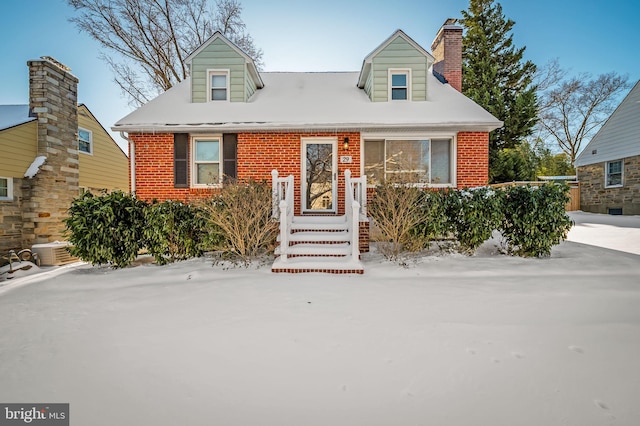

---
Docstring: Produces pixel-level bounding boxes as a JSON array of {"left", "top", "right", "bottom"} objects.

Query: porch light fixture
[{"left": 343, "top": 137, "right": 349, "bottom": 150}]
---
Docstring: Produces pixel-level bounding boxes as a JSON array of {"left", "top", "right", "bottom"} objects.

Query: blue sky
[{"left": 1, "top": 0, "right": 639, "bottom": 152}]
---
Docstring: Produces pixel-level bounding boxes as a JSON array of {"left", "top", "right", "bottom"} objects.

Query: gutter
[{"left": 119, "top": 131, "right": 135, "bottom": 195}]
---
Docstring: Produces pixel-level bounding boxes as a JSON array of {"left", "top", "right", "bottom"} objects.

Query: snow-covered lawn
[{"left": 1, "top": 212, "right": 639, "bottom": 425}]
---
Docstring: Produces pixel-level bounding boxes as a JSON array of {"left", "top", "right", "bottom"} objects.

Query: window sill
[{"left": 604, "top": 184, "right": 623, "bottom": 189}]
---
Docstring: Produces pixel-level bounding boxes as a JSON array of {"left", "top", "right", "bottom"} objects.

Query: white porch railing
[
  {"left": 272, "top": 169, "right": 295, "bottom": 262},
  {"left": 344, "top": 169, "right": 367, "bottom": 260}
]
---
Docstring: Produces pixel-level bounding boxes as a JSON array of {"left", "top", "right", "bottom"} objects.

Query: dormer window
[
  {"left": 389, "top": 69, "right": 411, "bottom": 101},
  {"left": 208, "top": 70, "right": 229, "bottom": 101}
]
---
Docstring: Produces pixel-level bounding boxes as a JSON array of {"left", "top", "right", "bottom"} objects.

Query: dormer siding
[{"left": 191, "top": 38, "right": 247, "bottom": 103}]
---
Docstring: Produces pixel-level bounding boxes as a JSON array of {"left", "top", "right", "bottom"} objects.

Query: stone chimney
[
  {"left": 431, "top": 18, "right": 463, "bottom": 92},
  {"left": 24, "top": 57, "right": 79, "bottom": 245}
]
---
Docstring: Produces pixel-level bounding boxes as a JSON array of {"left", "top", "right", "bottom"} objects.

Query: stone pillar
[
  {"left": 431, "top": 19, "right": 463, "bottom": 93},
  {"left": 23, "top": 57, "right": 79, "bottom": 246}
]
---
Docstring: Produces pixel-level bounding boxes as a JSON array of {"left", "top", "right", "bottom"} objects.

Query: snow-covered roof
[
  {"left": 0, "top": 105, "right": 36, "bottom": 131},
  {"left": 575, "top": 80, "right": 640, "bottom": 167},
  {"left": 113, "top": 71, "right": 502, "bottom": 133}
]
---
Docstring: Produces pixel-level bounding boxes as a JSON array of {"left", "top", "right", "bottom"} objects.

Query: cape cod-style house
[{"left": 113, "top": 21, "right": 502, "bottom": 273}]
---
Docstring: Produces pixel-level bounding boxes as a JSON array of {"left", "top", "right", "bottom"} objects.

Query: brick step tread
[{"left": 271, "top": 255, "right": 364, "bottom": 274}]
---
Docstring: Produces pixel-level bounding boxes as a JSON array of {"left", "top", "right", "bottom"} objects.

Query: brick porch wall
[{"left": 457, "top": 132, "right": 489, "bottom": 188}]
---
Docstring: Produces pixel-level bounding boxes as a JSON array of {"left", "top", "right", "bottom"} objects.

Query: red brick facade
[
  {"left": 456, "top": 132, "right": 490, "bottom": 188},
  {"left": 130, "top": 130, "right": 488, "bottom": 206}
]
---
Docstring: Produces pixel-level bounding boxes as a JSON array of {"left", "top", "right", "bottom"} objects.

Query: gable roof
[
  {"left": 0, "top": 105, "right": 36, "bottom": 131},
  {"left": 357, "top": 29, "right": 435, "bottom": 88},
  {"left": 575, "top": 80, "right": 640, "bottom": 167},
  {"left": 185, "top": 31, "right": 264, "bottom": 89},
  {"left": 113, "top": 70, "right": 502, "bottom": 133}
]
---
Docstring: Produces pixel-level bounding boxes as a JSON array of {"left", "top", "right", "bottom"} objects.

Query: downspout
[{"left": 120, "top": 131, "right": 135, "bottom": 195}]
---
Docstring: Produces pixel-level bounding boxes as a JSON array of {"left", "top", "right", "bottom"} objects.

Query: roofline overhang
[{"left": 112, "top": 121, "right": 503, "bottom": 134}]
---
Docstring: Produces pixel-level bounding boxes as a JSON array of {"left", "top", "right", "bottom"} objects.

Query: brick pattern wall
[
  {"left": 0, "top": 179, "right": 24, "bottom": 252},
  {"left": 431, "top": 25, "right": 463, "bottom": 93},
  {"left": 22, "top": 59, "right": 80, "bottom": 247},
  {"left": 577, "top": 155, "right": 640, "bottom": 215},
  {"left": 457, "top": 132, "right": 489, "bottom": 187}
]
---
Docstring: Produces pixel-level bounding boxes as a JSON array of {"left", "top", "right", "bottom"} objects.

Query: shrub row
[
  {"left": 64, "top": 180, "right": 276, "bottom": 268},
  {"left": 369, "top": 182, "right": 573, "bottom": 258}
]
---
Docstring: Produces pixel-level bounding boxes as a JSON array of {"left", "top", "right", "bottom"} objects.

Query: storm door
[{"left": 302, "top": 138, "right": 337, "bottom": 213}]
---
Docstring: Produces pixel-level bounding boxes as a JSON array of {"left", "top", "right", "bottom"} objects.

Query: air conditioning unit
[{"left": 31, "top": 242, "right": 79, "bottom": 266}]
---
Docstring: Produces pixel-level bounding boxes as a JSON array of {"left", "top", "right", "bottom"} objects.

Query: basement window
[
  {"left": 605, "top": 160, "right": 623, "bottom": 188},
  {"left": 0, "top": 177, "right": 13, "bottom": 201}
]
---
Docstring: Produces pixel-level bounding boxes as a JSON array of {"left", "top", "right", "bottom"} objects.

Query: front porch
[{"left": 271, "top": 169, "right": 368, "bottom": 274}]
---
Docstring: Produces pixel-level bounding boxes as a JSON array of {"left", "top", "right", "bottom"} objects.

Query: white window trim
[
  {"left": 360, "top": 133, "right": 457, "bottom": 188},
  {"left": 190, "top": 135, "right": 223, "bottom": 188},
  {"left": 0, "top": 177, "right": 13, "bottom": 201},
  {"left": 605, "top": 159, "right": 624, "bottom": 188},
  {"left": 78, "top": 127, "right": 93, "bottom": 155},
  {"left": 206, "top": 69, "right": 230, "bottom": 102},
  {"left": 388, "top": 68, "right": 412, "bottom": 101}
]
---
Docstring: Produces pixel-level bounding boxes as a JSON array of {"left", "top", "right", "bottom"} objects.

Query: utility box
[{"left": 32, "top": 242, "right": 79, "bottom": 266}]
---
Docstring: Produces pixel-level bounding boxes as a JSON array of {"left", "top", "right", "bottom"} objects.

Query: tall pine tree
[{"left": 460, "top": 0, "right": 537, "bottom": 182}]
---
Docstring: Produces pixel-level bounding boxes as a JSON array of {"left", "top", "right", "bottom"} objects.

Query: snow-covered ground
[{"left": 0, "top": 212, "right": 639, "bottom": 425}]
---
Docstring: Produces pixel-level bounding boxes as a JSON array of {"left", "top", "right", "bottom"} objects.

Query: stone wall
[
  {"left": 22, "top": 58, "right": 80, "bottom": 246},
  {"left": 577, "top": 155, "right": 640, "bottom": 214},
  {"left": 0, "top": 179, "right": 24, "bottom": 251}
]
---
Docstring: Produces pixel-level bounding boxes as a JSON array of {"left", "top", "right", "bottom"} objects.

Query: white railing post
[
  {"left": 279, "top": 200, "right": 289, "bottom": 262},
  {"left": 344, "top": 169, "right": 361, "bottom": 260},
  {"left": 271, "top": 169, "right": 279, "bottom": 219}
]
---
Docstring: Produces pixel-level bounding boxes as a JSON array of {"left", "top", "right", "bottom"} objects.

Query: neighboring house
[
  {"left": 0, "top": 57, "right": 129, "bottom": 252},
  {"left": 113, "top": 22, "right": 502, "bottom": 273},
  {"left": 575, "top": 80, "right": 640, "bottom": 215}
]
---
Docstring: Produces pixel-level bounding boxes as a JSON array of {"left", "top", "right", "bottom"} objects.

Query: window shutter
[
  {"left": 174, "top": 133, "right": 189, "bottom": 187},
  {"left": 222, "top": 133, "right": 238, "bottom": 183}
]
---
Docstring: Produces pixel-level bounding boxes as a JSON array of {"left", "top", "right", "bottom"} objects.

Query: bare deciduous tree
[
  {"left": 537, "top": 59, "right": 629, "bottom": 164},
  {"left": 68, "top": 0, "right": 263, "bottom": 106}
]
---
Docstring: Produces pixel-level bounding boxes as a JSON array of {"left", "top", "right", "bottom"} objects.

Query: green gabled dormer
[
  {"left": 185, "top": 31, "right": 264, "bottom": 103},
  {"left": 357, "top": 29, "right": 434, "bottom": 102}
]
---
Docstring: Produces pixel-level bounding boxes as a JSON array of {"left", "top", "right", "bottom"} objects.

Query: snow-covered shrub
[
  {"left": 409, "top": 190, "right": 448, "bottom": 250},
  {"left": 65, "top": 191, "right": 147, "bottom": 268},
  {"left": 143, "top": 200, "right": 213, "bottom": 265},
  {"left": 444, "top": 186, "right": 503, "bottom": 254},
  {"left": 368, "top": 175, "right": 433, "bottom": 260},
  {"left": 500, "top": 184, "right": 573, "bottom": 257},
  {"left": 198, "top": 180, "right": 278, "bottom": 262}
]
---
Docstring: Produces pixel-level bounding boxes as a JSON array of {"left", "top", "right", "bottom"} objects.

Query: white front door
[{"left": 302, "top": 138, "right": 337, "bottom": 213}]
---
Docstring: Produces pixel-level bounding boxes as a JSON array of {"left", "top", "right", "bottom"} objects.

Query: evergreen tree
[{"left": 460, "top": 0, "right": 537, "bottom": 182}]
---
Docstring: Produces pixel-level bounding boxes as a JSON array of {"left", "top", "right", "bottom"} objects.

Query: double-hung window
[
  {"left": 605, "top": 160, "right": 623, "bottom": 187},
  {"left": 208, "top": 70, "right": 229, "bottom": 101},
  {"left": 0, "top": 177, "right": 12, "bottom": 201},
  {"left": 389, "top": 69, "right": 411, "bottom": 101},
  {"left": 364, "top": 138, "right": 454, "bottom": 186},
  {"left": 191, "top": 137, "right": 221, "bottom": 186},
  {"left": 78, "top": 128, "right": 92, "bottom": 154}
]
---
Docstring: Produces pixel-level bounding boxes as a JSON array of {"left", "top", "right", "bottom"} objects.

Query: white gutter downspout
[{"left": 120, "top": 131, "right": 135, "bottom": 195}]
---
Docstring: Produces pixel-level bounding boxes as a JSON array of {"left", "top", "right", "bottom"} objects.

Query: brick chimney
[
  {"left": 431, "top": 18, "right": 463, "bottom": 92},
  {"left": 24, "top": 57, "right": 79, "bottom": 245}
]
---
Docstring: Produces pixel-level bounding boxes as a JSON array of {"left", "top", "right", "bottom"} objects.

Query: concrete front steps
[{"left": 272, "top": 216, "right": 364, "bottom": 274}]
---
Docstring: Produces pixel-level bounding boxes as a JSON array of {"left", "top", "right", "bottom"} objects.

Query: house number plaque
[{"left": 340, "top": 155, "right": 353, "bottom": 164}]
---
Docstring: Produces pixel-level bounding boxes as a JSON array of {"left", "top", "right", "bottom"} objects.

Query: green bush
[
  {"left": 65, "top": 191, "right": 147, "bottom": 268},
  {"left": 409, "top": 190, "right": 448, "bottom": 250},
  {"left": 445, "top": 187, "right": 503, "bottom": 254},
  {"left": 143, "top": 200, "right": 211, "bottom": 265},
  {"left": 500, "top": 184, "right": 573, "bottom": 257}
]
